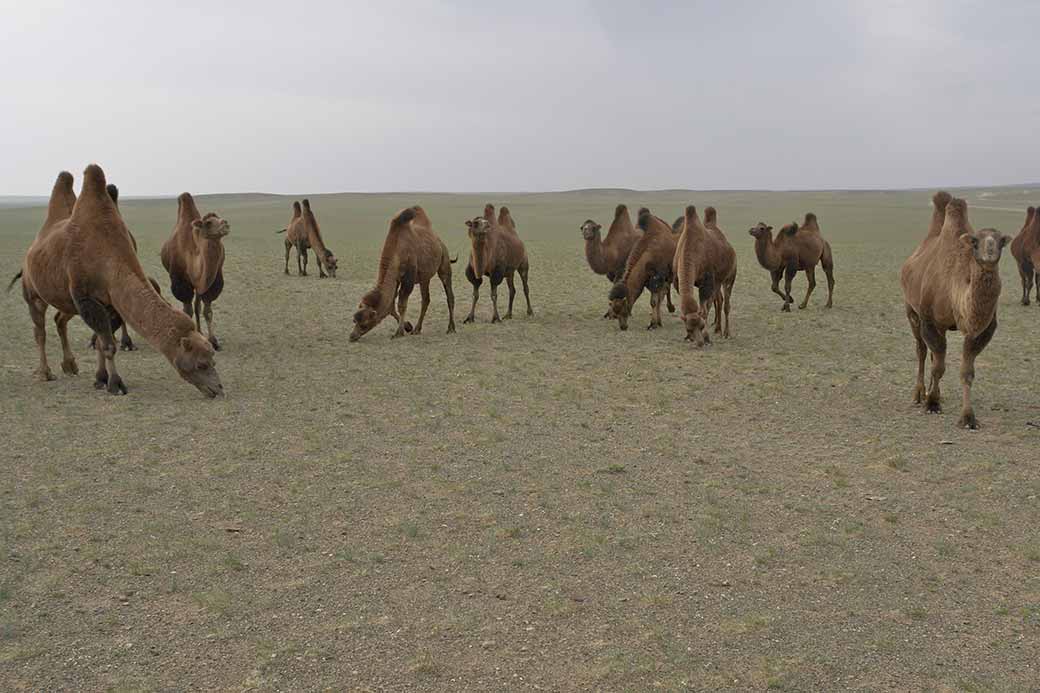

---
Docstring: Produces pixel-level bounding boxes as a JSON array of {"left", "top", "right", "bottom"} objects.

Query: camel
[
  {"left": 349, "top": 206, "right": 456, "bottom": 341},
  {"left": 8, "top": 166, "right": 223, "bottom": 397},
  {"left": 900, "top": 192, "right": 1011, "bottom": 429},
  {"left": 1009, "top": 205, "right": 1039, "bottom": 305},
  {"left": 160, "top": 193, "right": 229, "bottom": 350},
  {"left": 277, "top": 199, "right": 338, "bottom": 278},
  {"left": 608, "top": 208, "right": 678, "bottom": 331},
  {"left": 748, "top": 213, "right": 835, "bottom": 311},
  {"left": 674, "top": 205, "right": 737, "bottom": 345},
  {"left": 463, "top": 204, "right": 533, "bottom": 324},
  {"left": 581, "top": 204, "right": 640, "bottom": 284}
]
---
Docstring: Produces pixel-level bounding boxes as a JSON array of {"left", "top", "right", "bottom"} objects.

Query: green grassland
[{"left": 1, "top": 185, "right": 1038, "bottom": 691}]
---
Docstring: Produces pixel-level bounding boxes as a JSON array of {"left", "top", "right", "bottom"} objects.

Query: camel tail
[
  {"left": 392, "top": 207, "right": 416, "bottom": 227},
  {"left": 449, "top": 254, "right": 459, "bottom": 264},
  {"left": 6, "top": 271, "right": 23, "bottom": 293},
  {"left": 275, "top": 228, "right": 287, "bottom": 234}
]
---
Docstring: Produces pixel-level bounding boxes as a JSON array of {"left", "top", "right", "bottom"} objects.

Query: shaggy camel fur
[
  {"left": 1010, "top": 206, "right": 1039, "bottom": 305},
  {"left": 161, "top": 193, "right": 229, "bottom": 350},
  {"left": 674, "top": 206, "right": 737, "bottom": 345},
  {"left": 749, "top": 213, "right": 835, "bottom": 311},
  {"left": 277, "top": 199, "right": 338, "bottom": 278},
  {"left": 350, "top": 206, "right": 456, "bottom": 341},
  {"left": 9, "top": 166, "right": 223, "bottom": 397},
  {"left": 608, "top": 208, "right": 677, "bottom": 331},
  {"left": 581, "top": 204, "right": 639, "bottom": 284},
  {"left": 464, "top": 204, "right": 532, "bottom": 323},
  {"left": 901, "top": 193, "right": 1011, "bottom": 429}
]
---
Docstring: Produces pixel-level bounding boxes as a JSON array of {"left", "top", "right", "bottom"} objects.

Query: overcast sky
[{"left": 2, "top": 1, "right": 1038, "bottom": 195}]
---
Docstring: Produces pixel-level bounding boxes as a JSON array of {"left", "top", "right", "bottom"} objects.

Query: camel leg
[
  {"left": 799, "top": 266, "right": 817, "bottom": 309},
  {"left": 465, "top": 282, "right": 480, "bottom": 324},
  {"left": 1020, "top": 262, "right": 1034, "bottom": 305},
  {"left": 413, "top": 281, "right": 431, "bottom": 335},
  {"left": 906, "top": 306, "right": 927, "bottom": 404},
  {"left": 958, "top": 318, "right": 997, "bottom": 430},
  {"left": 666, "top": 284, "right": 675, "bottom": 313},
  {"left": 29, "top": 299, "right": 55, "bottom": 382},
  {"left": 298, "top": 244, "right": 307, "bottom": 276},
  {"left": 769, "top": 269, "right": 786, "bottom": 307},
  {"left": 713, "top": 292, "right": 723, "bottom": 334},
  {"left": 504, "top": 273, "right": 516, "bottom": 320},
  {"left": 202, "top": 300, "right": 220, "bottom": 351},
  {"left": 781, "top": 266, "right": 796, "bottom": 312},
  {"left": 920, "top": 319, "right": 946, "bottom": 414},
  {"left": 75, "top": 296, "right": 127, "bottom": 395},
  {"left": 193, "top": 296, "right": 203, "bottom": 333},
  {"left": 119, "top": 323, "right": 136, "bottom": 351},
  {"left": 722, "top": 279, "right": 734, "bottom": 338},
  {"left": 392, "top": 281, "right": 413, "bottom": 338},
  {"left": 519, "top": 264, "right": 533, "bottom": 316},
  {"left": 54, "top": 312, "right": 79, "bottom": 376},
  {"left": 284, "top": 240, "right": 292, "bottom": 275},
  {"left": 821, "top": 249, "right": 835, "bottom": 308},
  {"left": 489, "top": 273, "right": 503, "bottom": 324},
  {"left": 439, "top": 267, "right": 456, "bottom": 334},
  {"left": 648, "top": 289, "right": 664, "bottom": 330},
  {"left": 1034, "top": 270, "right": 1040, "bottom": 304}
]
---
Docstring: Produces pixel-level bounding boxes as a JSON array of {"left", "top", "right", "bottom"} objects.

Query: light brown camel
[
  {"left": 160, "top": 193, "right": 229, "bottom": 350},
  {"left": 900, "top": 193, "right": 1011, "bottom": 429},
  {"left": 277, "top": 199, "right": 338, "bottom": 278},
  {"left": 608, "top": 208, "right": 678, "bottom": 331},
  {"left": 1009, "top": 205, "right": 1039, "bottom": 305},
  {"left": 581, "top": 204, "right": 640, "bottom": 284},
  {"left": 748, "top": 213, "right": 835, "bottom": 311},
  {"left": 463, "top": 204, "right": 533, "bottom": 323},
  {"left": 674, "top": 205, "right": 737, "bottom": 345},
  {"left": 349, "top": 206, "right": 456, "bottom": 341},
  {"left": 8, "top": 166, "right": 223, "bottom": 397}
]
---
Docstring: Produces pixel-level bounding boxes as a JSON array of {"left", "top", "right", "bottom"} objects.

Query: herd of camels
[{"left": 8, "top": 164, "right": 1040, "bottom": 430}]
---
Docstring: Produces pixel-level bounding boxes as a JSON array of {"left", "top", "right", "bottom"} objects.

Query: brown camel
[
  {"left": 349, "top": 206, "right": 456, "bottom": 341},
  {"left": 674, "top": 205, "right": 737, "bottom": 345},
  {"left": 463, "top": 204, "right": 533, "bottom": 324},
  {"left": 160, "top": 193, "right": 229, "bottom": 350},
  {"left": 608, "top": 208, "right": 677, "bottom": 331},
  {"left": 900, "top": 192, "right": 1011, "bottom": 429},
  {"left": 277, "top": 199, "right": 338, "bottom": 278},
  {"left": 8, "top": 166, "right": 223, "bottom": 397},
  {"left": 1009, "top": 205, "right": 1039, "bottom": 305},
  {"left": 748, "top": 213, "right": 835, "bottom": 311},
  {"left": 581, "top": 204, "right": 639, "bottom": 283}
]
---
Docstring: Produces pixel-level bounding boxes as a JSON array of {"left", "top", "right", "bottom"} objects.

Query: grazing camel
[
  {"left": 161, "top": 193, "right": 229, "bottom": 350},
  {"left": 463, "top": 204, "right": 533, "bottom": 324},
  {"left": 8, "top": 166, "right": 223, "bottom": 397},
  {"left": 748, "top": 213, "right": 835, "bottom": 311},
  {"left": 901, "top": 193, "right": 1011, "bottom": 429},
  {"left": 349, "top": 206, "right": 456, "bottom": 341},
  {"left": 277, "top": 199, "right": 338, "bottom": 278},
  {"left": 674, "top": 205, "right": 737, "bottom": 345},
  {"left": 1009, "top": 206, "right": 1039, "bottom": 305},
  {"left": 608, "top": 208, "right": 678, "bottom": 331}
]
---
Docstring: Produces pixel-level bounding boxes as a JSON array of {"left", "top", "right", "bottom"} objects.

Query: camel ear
[
  {"left": 766, "top": 226, "right": 773, "bottom": 232},
  {"left": 959, "top": 234, "right": 977, "bottom": 250},
  {"left": 191, "top": 220, "right": 203, "bottom": 232},
  {"left": 180, "top": 336, "right": 193, "bottom": 352}
]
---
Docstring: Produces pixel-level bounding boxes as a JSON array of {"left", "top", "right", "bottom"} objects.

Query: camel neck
[
  {"left": 471, "top": 234, "right": 495, "bottom": 274},
  {"left": 754, "top": 234, "right": 780, "bottom": 270},
  {"left": 109, "top": 275, "right": 191, "bottom": 362},
  {"left": 193, "top": 234, "right": 225, "bottom": 289},
  {"left": 584, "top": 234, "right": 608, "bottom": 274}
]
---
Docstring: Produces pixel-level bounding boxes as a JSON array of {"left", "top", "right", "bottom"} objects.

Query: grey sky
[{"left": 2, "top": 1, "right": 1038, "bottom": 195}]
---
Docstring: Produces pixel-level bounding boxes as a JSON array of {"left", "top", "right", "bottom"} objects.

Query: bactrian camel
[
  {"left": 1010, "top": 205, "right": 1039, "bottom": 305},
  {"left": 674, "top": 205, "right": 737, "bottom": 346},
  {"left": 900, "top": 192, "right": 1011, "bottom": 429},
  {"left": 349, "top": 206, "right": 456, "bottom": 341},
  {"left": 749, "top": 213, "right": 835, "bottom": 311},
  {"left": 464, "top": 205, "right": 532, "bottom": 324},
  {"left": 608, "top": 208, "right": 677, "bottom": 331},
  {"left": 277, "top": 199, "right": 338, "bottom": 278},
  {"left": 161, "top": 193, "right": 229, "bottom": 350},
  {"left": 8, "top": 166, "right": 223, "bottom": 397}
]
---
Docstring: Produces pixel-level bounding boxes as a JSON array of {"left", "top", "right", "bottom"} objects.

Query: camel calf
[
  {"left": 464, "top": 205, "right": 532, "bottom": 323},
  {"left": 901, "top": 192, "right": 1011, "bottom": 429}
]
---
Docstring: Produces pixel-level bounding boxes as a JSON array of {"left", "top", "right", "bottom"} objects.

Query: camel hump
[
  {"left": 483, "top": 204, "right": 496, "bottom": 223},
  {"left": 106, "top": 184, "right": 119, "bottom": 205},
  {"left": 614, "top": 204, "right": 627, "bottom": 217},
  {"left": 410, "top": 205, "right": 430, "bottom": 224},
  {"left": 636, "top": 208, "right": 653, "bottom": 231},
  {"left": 81, "top": 164, "right": 109, "bottom": 199},
  {"left": 177, "top": 192, "right": 201, "bottom": 222},
  {"left": 947, "top": 197, "right": 968, "bottom": 218},
  {"left": 47, "top": 171, "right": 76, "bottom": 220},
  {"left": 932, "top": 191, "right": 952, "bottom": 211},
  {"left": 781, "top": 223, "right": 799, "bottom": 237},
  {"left": 302, "top": 198, "right": 311, "bottom": 210},
  {"left": 55, "top": 171, "right": 74, "bottom": 189},
  {"left": 803, "top": 212, "right": 818, "bottom": 229},
  {"left": 685, "top": 205, "right": 698, "bottom": 222},
  {"left": 392, "top": 207, "right": 416, "bottom": 228},
  {"left": 704, "top": 207, "right": 717, "bottom": 225},
  {"left": 1026, "top": 206, "right": 1036, "bottom": 226},
  {"left": 672, "top": 217, "right": 684, "bottom": 233},
  {"left": 292, "top": 200, "right": 302, "bottom": 215}
]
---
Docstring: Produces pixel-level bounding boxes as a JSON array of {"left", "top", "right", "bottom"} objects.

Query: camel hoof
[
  {"left": 781, "top": 305, "right": 792, "bottom": 313},
  {"left": 912, "top": 387, "right": 925, "bottom": 404},
  {"left": 209, "top": 336, "right": 222, "bottom": 351},
  {"left": 35, "top": 369, "right": 56, "bottom": 382},
  {"left": 925, "top": 400, "right": 942, "bottom": 415},
  {"left": 120, "top": 338, "right": 136, "bottom": 352},
  {"left": 61, "top": 359, "right": 78, "bottom": 376},
  {"left": 94, "top": 371, "right": 108, "bottom": 389},
  {"left": 798, "top": 304, "right": 808, "bottom": 310},
  {"left": 463, "top": 316, "right": 475, "bottom": 324},
  {"left": 667, "top": 305, "right": 675, "bottom": 314},
  {"left": 447, "top": 325, "right": 456, "bottom": 334},
  {"left": 502, "top": 313, "right": 512, "bottom": 321},
  {"left": 958, "top": 412, "right": 979, "bottom": 430},
  {"left": 284, "top": 269, "right": 290, "bottom": 275},
  {"left": 107, "top": 375, "right": 128, "bottom": 396},
  {"left": 527, "top": 309, "right": 534, "bottom": 316},
  {"left": 491, "top": 316, "right": 501, "bottom": 324}
]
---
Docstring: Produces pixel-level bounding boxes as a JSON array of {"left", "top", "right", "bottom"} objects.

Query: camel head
[
  {"left": 193, "top": 213, "right": 230, "bottom": 240},
  {"left": 172, "top": 331, "right": 223, "bottom": 398},
  {"left": 580, "top": 219, "right": 601, "bottom": 241},
  {"left": 683, "top": 311, "right": 709, "bottom": 347},
  {"left": 748, "top": 222, "right": 773, "bottom": 239},
  {"left": 961, "top": 228, "right": 1012, "bottom": 269},
  {"left": 322, "top": 249, "right": 339, "bottom": 278},
  {"left": 608, "top": 283, "right": 631, "bottom": 330},
  {"left": 349, "top": 290, "right": 382, "bottom": 342},
  {"left": 466, "top": 217, "right": 492, "bottom": 240}
]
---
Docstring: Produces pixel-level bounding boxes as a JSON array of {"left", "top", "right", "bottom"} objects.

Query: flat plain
[{"left": 1, "top": 185, "right": 1038, "bottom": 691}]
